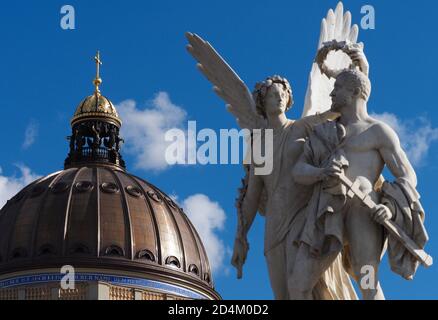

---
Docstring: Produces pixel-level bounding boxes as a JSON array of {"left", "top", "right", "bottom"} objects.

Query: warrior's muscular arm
[
  {"left": 371, "top": 122, "right": 417, "bottom": 223},
  {"left": 375, "top": 122, "right": 417, "bottom": 187}
]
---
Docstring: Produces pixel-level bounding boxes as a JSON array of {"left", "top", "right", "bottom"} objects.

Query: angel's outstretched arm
[{"left": 293, "top": 110, "right": 340, "bottom": 138}]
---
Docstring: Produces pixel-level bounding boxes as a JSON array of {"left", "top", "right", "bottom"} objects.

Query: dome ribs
[
  {"left": 1, "top": 179, "right": 40, "bottom": 263},
  {"left": 109, "top": 169, "right": 134, "bottom": 260},
  {"left": 8, "top": 175, "right": 55, "bottom": 261},
  {"left": 181, "top": 212, "right": 213, "bottom": 286},
  {"left": 96, "top": 167, "right": 102, "bottom": 257},
  {"left": 61, "top": 167, "right": 87, "bottom": 256},
  {"left": 147, "top": 184, "right": 211, "bottom": 283},
  {"left": 115, "top": 171, "right": 160, "bottom": 263},
  {"left": 154, "top": 187, "right": 203, "bottom": 279},
  {"left": 159, "top": 192, "right": 187, "bottom": 273},
  {"left": 63, "top": 166, "right": 99, "bottom": 257},
  {"left": 178, "top": 210, "right": 206, "bottom": 282},
  {"left": 138, "top": 179, "right": 184, "bottom": 271},
  {"left": 130, "top": 176, "right": 161, "bottom": 265},
  {"left": 97, "top": 167, "right": 127, "bottom": 258},
  {"left": 29, "top": 168, "right": 76, "bottom": 259}
]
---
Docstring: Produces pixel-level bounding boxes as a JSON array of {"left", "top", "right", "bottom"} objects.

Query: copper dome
[{"left": 0, "top": 166, "right": 219, "bottom": 299}]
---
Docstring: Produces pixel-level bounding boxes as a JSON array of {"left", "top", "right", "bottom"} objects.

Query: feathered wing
[
  {"left": 186, "top": 32, "right": 266, "bottom": 130},
  {"left": 186, "top": 32, "right": 268, "bottom": 222},
  {"left": 302, "top": 2, "right": 360, "bottom": 117}
]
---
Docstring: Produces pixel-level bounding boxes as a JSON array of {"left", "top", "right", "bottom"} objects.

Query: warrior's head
[
  {"left": 253, "top": 75, "right": 293, "bottom": 119},
  {"left": 330, "top": 69, "right": 371, "bottom": 112}
]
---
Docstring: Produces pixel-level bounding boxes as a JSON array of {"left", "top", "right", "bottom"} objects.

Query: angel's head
[
  {"left": 330, "top": 69, "right": 371, "bottom": 111},
  {"left": 253, "top": 76, "right": 293, "bottom": 119}
]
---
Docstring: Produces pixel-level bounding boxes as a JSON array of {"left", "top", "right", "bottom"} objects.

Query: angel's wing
[
  {"left": 186, "top": 32, "right": 266, "bottom": 130},
  {"left": 302, "top": 2, "right": 360, "bottom": 117}
]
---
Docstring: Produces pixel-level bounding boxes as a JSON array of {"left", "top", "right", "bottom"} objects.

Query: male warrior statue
[{"left": 290, "top": 68, "right": 430, "bottom": 300}]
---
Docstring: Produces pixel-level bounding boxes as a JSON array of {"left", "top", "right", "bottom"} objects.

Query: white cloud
[
  {"left": 22, "top": 120, "right": 39, "bottom": 149},
  {"left": 181, "top": 194, "right": 229, "bottom": 275},
  {"left": 371, "top": 112, "right": 438, "bottom": 167},
  {"left": 117, "top": 92, "right": 189, "bottom": 172},
  {"left": 0, "top": 165, "right": 41, "bottom": 209}
]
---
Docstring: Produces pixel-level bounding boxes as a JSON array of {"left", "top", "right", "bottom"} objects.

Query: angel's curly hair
[{"left": 252, "top": 75, "right": 293, "bottom": 119}]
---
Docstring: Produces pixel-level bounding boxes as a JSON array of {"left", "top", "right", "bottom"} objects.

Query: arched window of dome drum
[
  {"left": 136, "top": 249, "right": 155, "bottom": 262},
  {"left": 204, "top": 273, "right": 211, "bottom": 283},
  {"left": 100, "top": 182, "right": 120, "bottom": 194},
  {"left": 11, "top": 248, "right": 28, "bottom": 259},
  {"left": 165, "top": 256, "right": 181, "bottom": 269},
  {"left": 147, "top": 190, "right": 162, "bottom": 203},
  {"left": 69, "top": 244, "right": 91, "bottom": 255},
  {"left": 75, "top": 181, "right": 94, "bottom": 193},
  {"left": 103, "top": 245, "right": 125, "bottom": 257},
  {"left": 38, "top": 244, "right": 56, "bottom": 256},
  {"left": 165, "top": 197, "right": 178, "bottom": 209},
  {"left": 188, "top": 264, "right": 200, "bottom": 276},
  {"left": 126, "top": 185, "right": 142, "bottom": 198}
]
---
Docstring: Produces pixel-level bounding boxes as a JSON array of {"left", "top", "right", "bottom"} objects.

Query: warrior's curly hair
[
  {"left": 336, "top": 69, "right": 372, "bottom": 101},
  {"left": 252, "top": 75, "right": 293, "bottom": 119}
]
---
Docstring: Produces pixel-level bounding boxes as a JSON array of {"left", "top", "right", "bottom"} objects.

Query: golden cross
[{"left": 93, "top": 50, "right": 103, "bottom": 93}]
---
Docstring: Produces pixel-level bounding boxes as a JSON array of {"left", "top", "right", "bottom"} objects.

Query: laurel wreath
[{"left": 315, "top": 40, "right": 364, "bottom": 78}]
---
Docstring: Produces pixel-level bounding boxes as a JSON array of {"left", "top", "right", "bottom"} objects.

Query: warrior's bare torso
[{"left": 342, "top": 120, "right": 386, "bottom": 194}]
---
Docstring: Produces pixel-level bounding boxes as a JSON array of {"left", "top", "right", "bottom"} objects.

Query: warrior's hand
[
  {"left": 320, "top": 160, "right": 343, "bottom": 182},
  {"left": 372, "top": 204, "right": 393, "bottom": 224},
  {"left": 347, "top": 45, "right": 369, "bottom": 76},
  {"left": 231, "top": 237, "right": 249, "bottom": 279}
]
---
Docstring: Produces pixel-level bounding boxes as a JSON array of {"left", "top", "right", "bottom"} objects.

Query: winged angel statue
[{"left": 186, "top": 2, "right": 367, "bottom": 300}]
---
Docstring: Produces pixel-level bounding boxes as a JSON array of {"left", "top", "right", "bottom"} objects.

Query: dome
[
  {"left": 0, "top": 166, "right": 218, "bottom": 299},
  {"left": 72, "top": 93, "right": 121, "bottom": 127}
]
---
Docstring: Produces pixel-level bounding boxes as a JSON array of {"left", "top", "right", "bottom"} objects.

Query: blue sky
[{"left": 0, "top": 0, "right": 438, "bottom": 299}]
